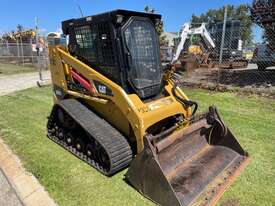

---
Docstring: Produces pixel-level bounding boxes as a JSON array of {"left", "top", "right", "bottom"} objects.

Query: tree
[
  {"left": 251, "top": 0, "right": 275, "bottom": 49},
  {"left": 144, "top": 6, "right": 155, "bottom": 14},
  {"left": 16, "top": 24, "right": 24, "bottom": 32},
  {"left": 144, "top": 6, "right": 168, "bottom": 46},
  {"left": 191, "top": 4, "right": 253, "bottom": 46}
]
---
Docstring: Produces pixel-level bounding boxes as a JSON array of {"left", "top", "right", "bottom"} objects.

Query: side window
[
  {"left": 72, "top": 23, "right": 117, "bottom": 68},
  {"left": 75, "top": 26, "right": 93, "bottom": 49},
  {"left": 96, "top": 24, "right": 116, "bottom": 66}
]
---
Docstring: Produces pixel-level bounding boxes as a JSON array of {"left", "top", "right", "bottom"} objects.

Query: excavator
[
  {"left": 173, "top": 22, "right": 248, "bottom": 70},
  {"left": 173, "top": 23, "right": 215, "bottom": 63},
  {"left": 172, "top": 23, "right": 216, "bottom": 71},
  {"left": 46, "top": 10, "right": 250, "bottom": 206}
]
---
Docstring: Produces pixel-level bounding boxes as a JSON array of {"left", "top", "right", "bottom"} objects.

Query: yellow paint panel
[{"left": 49, "top": 46, "right": 193, "bottom": 153}]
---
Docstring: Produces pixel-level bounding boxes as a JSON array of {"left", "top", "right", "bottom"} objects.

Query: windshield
[{"left": 124, "top": 18, "right": 162, "bottom": 89}]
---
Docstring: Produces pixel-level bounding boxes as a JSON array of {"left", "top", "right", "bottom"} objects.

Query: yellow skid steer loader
[{"left": 46, "top": 10, "right": 250, "bottom": 206}]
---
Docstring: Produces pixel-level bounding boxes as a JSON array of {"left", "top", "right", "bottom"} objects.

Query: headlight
[{"left": 116, "top": 15, "right": 124, "bottom": 24}]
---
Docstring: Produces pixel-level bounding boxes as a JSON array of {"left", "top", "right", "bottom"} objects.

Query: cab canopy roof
[{"left": 62, "top": 9, "right": 162, "bottom": 35}]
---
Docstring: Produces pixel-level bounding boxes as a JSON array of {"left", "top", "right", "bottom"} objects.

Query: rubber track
[{"left": 47, "top": 99, "right": 133, "bottom": 176}]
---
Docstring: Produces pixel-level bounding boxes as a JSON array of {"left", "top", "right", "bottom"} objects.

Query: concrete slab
[
  {"left": 13, "top": 173, "right": 41, "bottom": 199},
  {"left": 0, "top": 145, "right": 12, "bottom": 165},
  {"left": 23, "top": 188, "right": 56, "bottom": 206},
  {"left": 0, "top": 156, "right": 24, "bottom": 180},
  {"left": 0, "top": 169, "right": 23, "bottom": 206}
]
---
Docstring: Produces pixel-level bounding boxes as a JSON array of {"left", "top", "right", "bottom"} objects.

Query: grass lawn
[
  {"left": 0, "top": 86, "right": 274, "bottom": 206},
  {"left": 0, "top": 62, "right": 36, "bottom": 75}
]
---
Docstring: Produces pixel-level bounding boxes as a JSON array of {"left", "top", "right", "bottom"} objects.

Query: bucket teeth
[{"left": 126, "top": 107, "right": 250, "bottom": 206}]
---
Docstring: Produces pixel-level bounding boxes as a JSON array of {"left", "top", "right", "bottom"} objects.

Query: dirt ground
[{"left": 179, "top": 64, "right": 275, "bottom": 98}]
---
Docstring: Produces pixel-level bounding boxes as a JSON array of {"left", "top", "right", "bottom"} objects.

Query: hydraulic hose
[{"left": 172, "top": 84, "right": 198, "bottom": 117}]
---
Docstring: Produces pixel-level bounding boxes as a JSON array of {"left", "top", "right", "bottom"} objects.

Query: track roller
[{"left": 47, "top": 99, "right": 133, "bottom": 176}]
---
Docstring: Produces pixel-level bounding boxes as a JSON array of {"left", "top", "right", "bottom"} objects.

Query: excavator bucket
[{"left": 126, "top": 107, "right": 250, "bottom": 206}]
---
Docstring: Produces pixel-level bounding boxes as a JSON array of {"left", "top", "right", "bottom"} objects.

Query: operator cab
[{"left": 62, "top": 10, "right": 163, "bottom": 99}]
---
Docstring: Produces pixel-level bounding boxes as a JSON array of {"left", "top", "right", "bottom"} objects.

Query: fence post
[
  {"left": 6, "top": 41, "right": 9, "bottom": 55},
  {"left": 35, "top": 16, "right": 43, "bottom": 81},
  {"left": 30, "top": 39, "right": 34, "bottom": 66},
  {"left": 16, "top": 40, "right": 20, "bottom": 65},
  {"left": 219, "top": 6, "right": 228, "bottom": 64},
  {"left": 218, "top": 5, "right": 228, "bottom": 86},
  {"left": 20, "top": 37, "right": 25, "bottom": 66}
]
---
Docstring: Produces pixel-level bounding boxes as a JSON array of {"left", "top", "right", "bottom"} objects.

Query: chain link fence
[
  {"left": 174, "top": 16, "right": 275, "bottom": 97},
  {"left": 0, "top": 41, "right": 49, "bottom": 76}
]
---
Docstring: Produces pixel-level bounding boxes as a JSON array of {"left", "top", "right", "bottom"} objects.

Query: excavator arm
[{"left": 173, "top": 23, "right": 215, "bottom": 63}]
